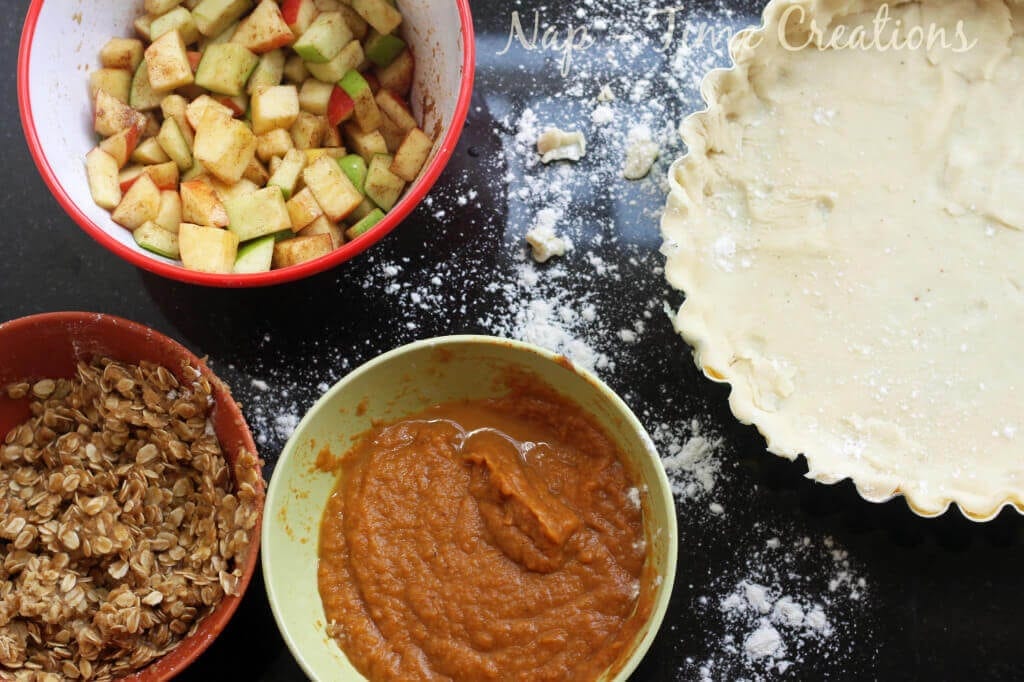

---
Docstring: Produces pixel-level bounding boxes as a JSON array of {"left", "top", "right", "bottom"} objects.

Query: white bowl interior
[{"left": 25, "top": 0, "right": 467, "bottom": 268}]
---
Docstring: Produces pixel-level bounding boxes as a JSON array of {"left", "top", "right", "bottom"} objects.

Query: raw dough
[
  {"left": 537, "top": 128, "right": 587, "bottom": 163},
  {"left": 661, "top": 0, "right": 1024, "bottom": 518}
]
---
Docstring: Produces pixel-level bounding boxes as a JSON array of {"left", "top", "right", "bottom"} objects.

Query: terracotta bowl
[
  {"left": 0, "top": 311, "right": 264, "bottom": 680},
  {"left": 18, "top": 0, "right": 475, "bottom": 287}
]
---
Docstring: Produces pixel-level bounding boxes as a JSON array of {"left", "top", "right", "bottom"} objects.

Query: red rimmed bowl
[
  {"left": 17, "top": 1, "right": 475, "bottom": 287},
  {"left": 0, "top": 311, "right": 265, "bottom": 680}
]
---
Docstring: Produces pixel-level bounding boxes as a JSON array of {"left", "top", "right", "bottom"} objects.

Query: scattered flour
[
  {"left": 651, "top": 419, "right": 724, "bottom": 501},
  {"left": 691, "top": 534, "right": 871, "bottom": 679}
]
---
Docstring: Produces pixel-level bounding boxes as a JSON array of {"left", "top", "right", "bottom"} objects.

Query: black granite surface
[{"left": 4, "top": 0, "right": 1023, "bottom": 680}]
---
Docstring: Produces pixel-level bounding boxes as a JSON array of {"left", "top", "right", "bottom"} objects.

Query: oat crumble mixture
[{"left": 0, "top": 358, "right": 262, "bottom": 681}]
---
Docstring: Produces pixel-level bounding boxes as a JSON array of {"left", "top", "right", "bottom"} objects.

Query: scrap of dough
[
  {"left": 660, "top": 0, "right": 1024, "bottom": 519},
  {"left": 537, "top": 128, "right": 586, "bottom": 163},
  {"left": 526, "top": 225, "right": 572, "bottom": 262},
  {"left": 623, "top": 139, "right": 660, "bottom": 180},
  {"left": 597, "top": 84, "right": 615, "bottom": 102}
]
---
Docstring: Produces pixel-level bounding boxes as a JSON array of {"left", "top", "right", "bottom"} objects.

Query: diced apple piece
[
  {"left": 328, "top": 86, "right": 355, "bottom": 126},
  {"left": 100, "top": 38, "right": 145, "bottom": 71},
  {"left": 337, "top": 154, "right": 367, "bottom": 192},
  {"left": 364, "top": 153, "right": 404, "bottom": 211},
  {"left": 302, "top": 155, "right": 362, "bottom": 221},
  {"left": 364, "top": 30, "right": 405, "bottom": 67},
  {"left": 132, "top": 137, "right": 171, "bottom": 164},
  {"left": 94, "top": 90, "right": 145, "bottom": 137},
  {"left": 251, "top": 85, "right": 300, "bottom": 134},
  {"left": 342, "top": 122, "right": 387, "bottom": 162},
  {"left": 290, "top": 111, "right": 325, "bottom": 149},
  {"left": 256, "top": 128, "right": 294, "bottom": 162},
  {"left": 231, "top": 0, "right": 295, "bottom": 53},
  {"left": 281, "top": 0, "right": 318, "bottom": 37},
  {"left": 112, "top": 174, "right": 161, "bottom": 229},
  {"left": 247, "top": 49, "right": 286, "bottom": 93},
  {"left": 145, "top": 161, "right": 181, "bottom": 190},
  {"left": 118, "top": 166, "right": 147, "bottom": 192},
  {"left": 376, "top": 112, "right": 404, "bottom": 152},
  {"left": 271, "top": 233, "right": 333, "bottom": 267},
  {"left": 180, "top": 178, "right": 229, "bottom": 226},
  {"left": 285, "top": 186, "right": 323, "bottom": 230},
  {"left": 86, "top": 148, "right": 122, "bottom": 210},
  {"left": 134, "top": 220, "right": 180, "bottom": 258},
  {"left": 344, "top": 206, "right": 384, "bottom": 240},
  {"left": 223, "top": 185, "right": 291, "bottom": 241},
  {"left": 348, "top": 196, "right": 376, "bottom": 221},
  {"left": 337, "top": 4, "right": 369, "bottom": 40},
  {"left": 375, "top": 89, "right": 417, "bottom": 134},
  {"left": 390, "top": 127, "right": 432, "bottom": 182},
  {"left": 232, "top": 235, "right": 275, "bottom": 273},
  {"left": 352, "top": 0, "right": 401, "bottom": 36},
  {"left": 323, "top": 127, "right": 342, "bottom": 150},
  {"left": 305, "top": 39, "right": 363, "bottom": 83},
  {"left": 210, "top": 177, "right": 259, "bottom": 206},
  {"left": 160, "top": 94, "right": 194, "bottom": 144},
  {"left": 185, "top": 94, "right": 234, "bottom": 129},
  {"left": 98, "top": 124, "right": 142, "bottom": 168},
  {"left": 217, "top": 94, "right": 249, "bottom": 117},
  {"left": 182, "top": 160, "right": 208, "bottom": 182},
  {"left": 145, "top": 30, "right": 194, "bottom": 91},
  {"left": 195, "top": 43, "right": 258, "bottom": 95},
  {"left": 375, "top": 48, "right": 413, "bottom": 96},
  {"left": 157, "top": 117, "right": 194, "bottom": 171},
  {"left": 339, "top": 70, "right": 381, "bottom": 133},
  {"left": 179, "top": 223, "right": 239, "bottom": 273},
  {"left": 293, "top": 12, "right": 352, "bottom": 63},
  {"left": 298, "top": 79, "right": 333, "bottom": 115},
  {"left": 150, "top": 7, "right": 200, "bottom": 44},
  {"left": 243, "top": 156, "right": 270, "bottom": 185},
  {"left": 193, "top": 111, "right": 257, "bottom": 183},
  {"left": 192, "top": 0, "right": 253, "bottom": 37},
  {"left": 134, "top": 15, "right": 155, "bottom": 41},
  {"left": 129, "top": 66, "right": 164, "bottom": 111},
  {"left": 89, "top": 69, "right": 132, "bottom": 105},
  {"left": 303, "top": 148, "right": 345, "bottom": 166},
  {"left": 155, "top": 190, "right": 183, "bottom": 232},
  {"left": 267, "top": 148, "right": 305, "bottom": 199},
  {"left": 146, "top": 0, "right": 183, "bottom": 15},
  {"left": 142, "top": 113, "right": 161, "bottom": 138},
  {"left": 298, "top": 214, "right": 342, "bottom": 247},
  {"left": 282, "top": 54, "right": 309, "bottom": 83},
  {"left": 196, "top": 22, "right": 239, "bottom": 53}
]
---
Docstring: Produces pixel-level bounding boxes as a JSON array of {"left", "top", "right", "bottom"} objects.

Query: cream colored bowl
[{"left": 262, "top": 335, "right": 677, "bottom": 680}]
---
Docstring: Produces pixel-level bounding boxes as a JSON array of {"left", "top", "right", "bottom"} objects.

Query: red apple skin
[
  {"left": 217, "top": 97, "right": 246, "bottom": 117},
  {"left": 327, "top": 87, "right": 355, "bottom": 126},
  {"left": 255, "top": 32, "right": 294, "bottom": 53},
  {"left": 187, "top": 51, "right": 202, "bottom": 72},
  {"left": 281, "top": 0, "right": 315, "bottom": 32},
  {"left": 280, "top": 0, "right": 301, "bottom": 23},
  {"left": 364, "top": 73, "right": 381, "bottom": 93},
  {"left": 119, "top": 168, "right": 145, "bottom": 192}
]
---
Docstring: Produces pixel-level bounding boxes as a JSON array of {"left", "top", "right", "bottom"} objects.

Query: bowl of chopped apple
[{"left": 18, "top": 0, "right": 475, "bottom": 286}]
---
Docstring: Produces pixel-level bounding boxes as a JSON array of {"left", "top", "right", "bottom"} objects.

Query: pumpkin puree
[{"left": 317, "top": 379, "right": 652, "bottom": 681}]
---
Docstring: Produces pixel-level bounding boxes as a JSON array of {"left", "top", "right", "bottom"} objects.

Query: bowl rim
[
  {"left": 262, "top": 334, "right": 678, "bottom": 681},
  {"left": 0, "top": 310, "right": 265, "bottom": 681},
  {"left": 17, "top": 0, "right": 476, "bottom": 289}
]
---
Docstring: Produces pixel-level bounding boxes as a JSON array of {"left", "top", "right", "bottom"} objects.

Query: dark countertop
[{"left": 3, "top": 0, "right": 1022, "bottom": 680}]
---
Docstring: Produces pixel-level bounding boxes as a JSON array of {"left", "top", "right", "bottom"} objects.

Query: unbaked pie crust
[{"left": 661, "top": 0, "right": 1024, "bottom": 519}]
